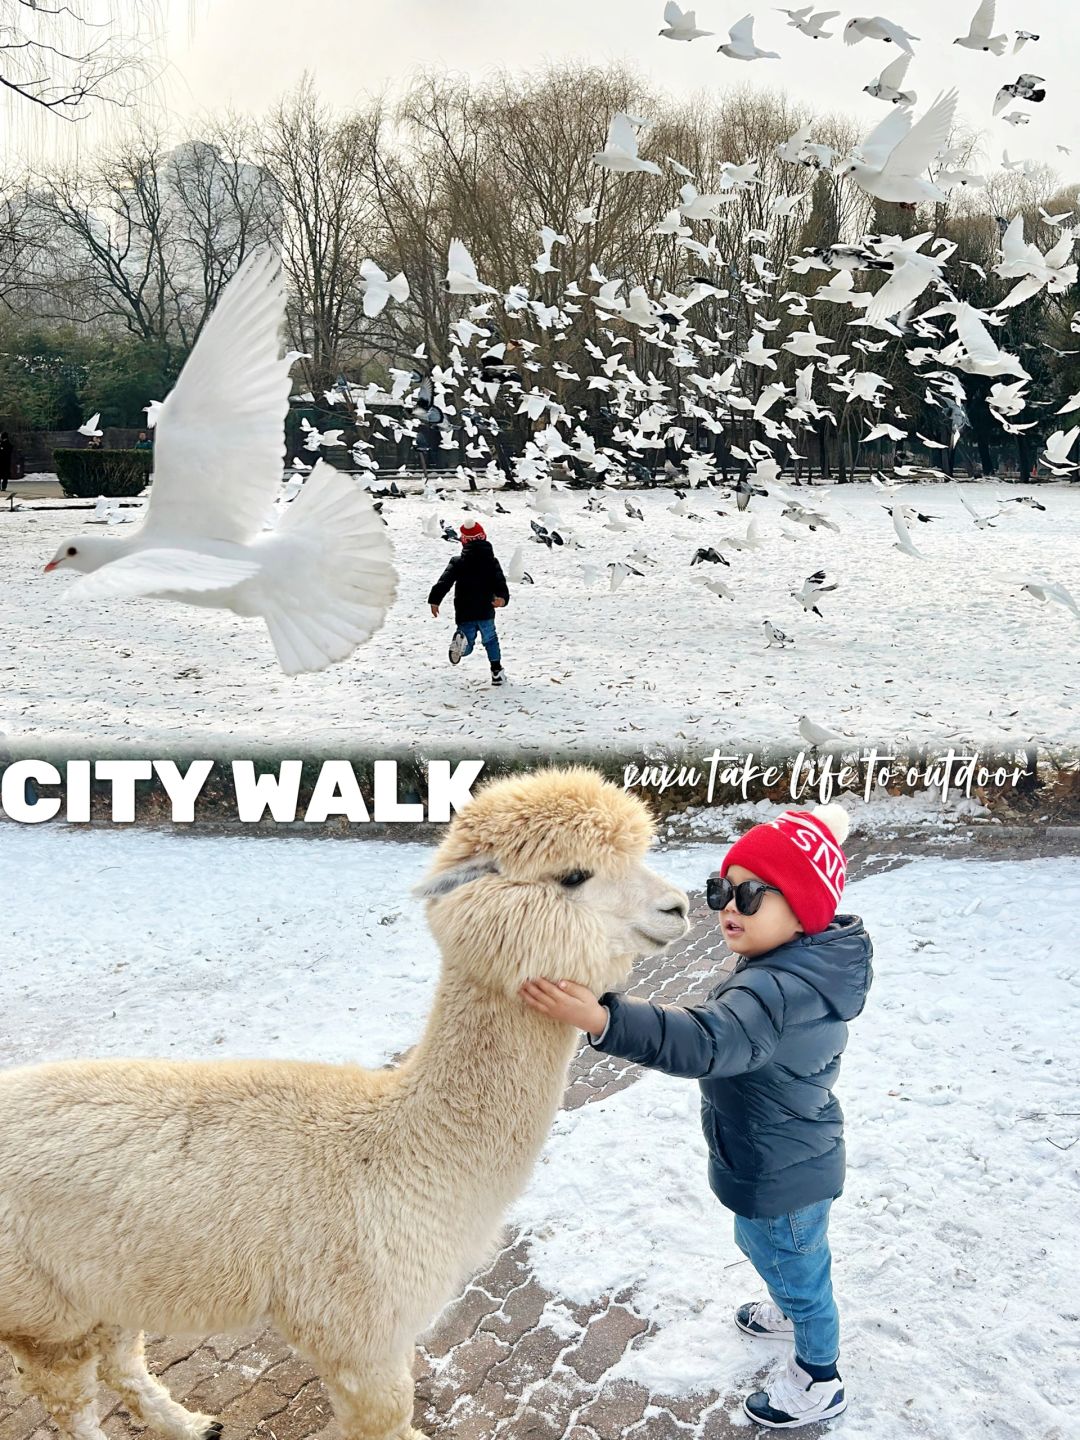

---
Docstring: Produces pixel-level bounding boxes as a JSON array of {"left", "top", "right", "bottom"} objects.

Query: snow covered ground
[
  {"left": 2, "top": 480, "right": 1078, "bottom": 755},
  {"left": 3, "top": 822, "right": 1077, "bottom": 1437},
  {"left": 667, "top": 788, "right": 999, "bottom": 842}
]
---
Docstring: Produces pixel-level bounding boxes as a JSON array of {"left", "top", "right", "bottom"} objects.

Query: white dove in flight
[
  {"left": 837, "top": 91, "right": 958, "bottom": 204},
  {"left": 954, "top": 0, "right": 1008, "bottom": 54},
  {"left": 659, "top": 2, "right": 712, "bottom": 41},
  {"left": 718, "top": 15, "right": 780, "bottom": 59},
  {"left": 43, "top": 251, "right": 398, "bottom": 676},
  {"left": 592, "top": 113, "right": 663, "bottom": 175},
  {"left": 843, "top": 15, "right": 920, "bottom": 53},
  {"left": 445, "top": 238, "right": 498, "bottom": 296}
]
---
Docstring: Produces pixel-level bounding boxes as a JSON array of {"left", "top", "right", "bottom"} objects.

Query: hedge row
[{"left": 53, "top": 449, "right": 153, "bottom": 498}]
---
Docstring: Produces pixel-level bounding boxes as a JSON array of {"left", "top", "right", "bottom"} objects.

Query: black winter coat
[
  {"left": 590, "top": 915, "right": 873, "bottom": 1218},
  {"left": 427, "top": 539, "right": 510, "bottom": 623}
]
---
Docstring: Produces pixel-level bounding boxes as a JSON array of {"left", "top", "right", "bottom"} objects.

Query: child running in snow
[
  {"left": 428, "top": 521, "right": 510, "bottom": 685},
  {"left": 521, "top": 804, "right": 873, "bottom": 1431}
]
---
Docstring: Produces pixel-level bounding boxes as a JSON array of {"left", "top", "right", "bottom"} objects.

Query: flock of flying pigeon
[
  {"left": 38, "top": 0, "right": 1079, "bottom": 678},
  {"left": 661, "top": 3, "right": 1047, "bottom": 134}
]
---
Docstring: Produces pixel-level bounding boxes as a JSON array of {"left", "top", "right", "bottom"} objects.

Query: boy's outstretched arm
[{"left": 522, "top": 974, "right": 786, "bottom": 1080}]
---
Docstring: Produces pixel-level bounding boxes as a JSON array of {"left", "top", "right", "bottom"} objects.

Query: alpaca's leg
[
  {"left": 96, "top": 1327, "right": 222, "bottom": 1440},
  {"left": 5, "top": 1334, "right": 106, "bottom": 1440},
  {"left": 323, "top": 1357, "right": 424, "bottom": 1440}
]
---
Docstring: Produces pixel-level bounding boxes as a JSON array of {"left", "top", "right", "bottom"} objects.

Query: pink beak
[{"left": 43, "top": 560, "right": 59, "bottom": 572}]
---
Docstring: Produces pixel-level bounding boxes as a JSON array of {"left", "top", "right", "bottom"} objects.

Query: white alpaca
[{"left": 0, "top": 767, "right": 688, "bottom": 1440}]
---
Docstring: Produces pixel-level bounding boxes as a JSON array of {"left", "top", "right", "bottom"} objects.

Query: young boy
[
  {"left": 520, "top": 804, "right": 873, "bottom": 1430},
  {"left": 428, "top": 521, "right": 510, "bottom": 685}
]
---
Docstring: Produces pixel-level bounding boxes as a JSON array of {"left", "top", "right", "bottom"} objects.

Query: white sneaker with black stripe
[
  {"left": 448, "top": 629, "right": 467, "bottom": 665},
  {"left": 734, "top": 1300, "right": 795, "bottom": 1339},
  {"left": 743, "top": 1355, "right": 847, "bottom": 1429}
]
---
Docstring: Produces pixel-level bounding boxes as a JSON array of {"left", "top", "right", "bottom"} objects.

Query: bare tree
[
  {"left": 3, "top": 57, "right": 1076, "bottom": 481},
  {"left": 0, "top": 169, "right": 46, "bottom": 312},
  {"left": 256, "top": 76, "right": 383, "bottom": 393},
  {"left": 31, "top": 114, "right": 280, "bottom": 349},
  {"left": 154, "top": 115, "right": 283, "bottom": 338},
  {"left": 0, "top": 1, "right": 161, "bottom": 124}
]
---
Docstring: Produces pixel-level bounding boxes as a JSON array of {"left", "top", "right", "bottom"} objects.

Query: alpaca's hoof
[{"left": 201, "top": 1423, "right": 223, "bottom": 1440}]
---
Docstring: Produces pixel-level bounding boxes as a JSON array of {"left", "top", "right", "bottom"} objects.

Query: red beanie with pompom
[
  {"left": 460, "top": 521, "right": 486, "bottom": 542},
  {"left": 719, "top": 804, "right": 851, "bottom": 935}
]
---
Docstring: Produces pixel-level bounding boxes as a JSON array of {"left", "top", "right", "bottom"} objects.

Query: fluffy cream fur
[{"left": 0, "top": 767, "right": 688, "bottom": 1440}]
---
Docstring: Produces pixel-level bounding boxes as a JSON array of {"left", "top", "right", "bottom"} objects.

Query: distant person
[
  {"left": 134, "top": 431, "right": 153, "bottom": 452},
  {"left": 427, "top": 521, "right": 509, "bottom": 685},
  {"left": 413, "top": 420, "right": 432, "bottom": 474},
  {"left": 86, "top": 433, "right": 103, "bottom": 450},
  {"left": 0, "top": 432, "right": 12, "bottom": 492}
]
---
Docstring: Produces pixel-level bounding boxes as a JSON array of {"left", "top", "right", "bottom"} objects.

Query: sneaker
[
  {"left": 448, "top": 630, "right": 467, "bottom": 665},
  {"left": 743, "top": 1355, "right": 846, "bottom": 1429},
  {"left": 735, "top": 1300, "right": 795, "bottom": 1340},
  {"left": 490, "top": 666, "right": 506, "bottom": 686}
]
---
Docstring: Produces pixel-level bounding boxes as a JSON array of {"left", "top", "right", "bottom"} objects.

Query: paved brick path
[{"left": 3, "top": 833, "right": 1061, "bottom": 1440}]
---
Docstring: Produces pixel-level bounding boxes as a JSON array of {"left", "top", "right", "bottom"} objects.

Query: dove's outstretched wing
[
  {"left": 969, "top": 0, "right": 996, "bottom": 39},
  {"left": 63, "top": 550, "right": 261, "bottom": 602},
  {"left": 892, "top": 506, "right": 926, "bottom": 559},
  {"left": 447, "top": 238, "right": 480, "bottom": 281},
  {"left": 606, "top": 112, "right": 638, "bottom": 155},
  {"left": 998, "top": 214, "right": 1032, "bottom": 268},
  {"left": 878, "top": 53, "right": 911, "bottom": 88},
  {"left": 864, "top": 263, "right": 932, "bottom": 325},
  {"left": 1045, "top": 231, "right": 1077, "bottom": 268},
  {"left": 878, "top": 91, "right": 958, "bottom": 182},
  {"left": 877, "top": 18, "right": 918, "bottom": 52},
  {"left": 856, "top": 106, "right": 913, "bottom": 168},
  {"left": 140, "top": 251, "right": 291, "bottom": 547},
  {"left": 953, "top": 304, "right": 1003, "bottom": 364},
  {"left": 959, "top": 493, "right": 984, "bottom": 521},
  {"left": 997, "top": 274, "right": 1046, "bottom": 309}
]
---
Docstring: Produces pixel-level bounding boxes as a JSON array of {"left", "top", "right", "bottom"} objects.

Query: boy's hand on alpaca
[
  {"left": 430, "top": 604, "right": 439, "bottom": 617},
  {"left": 519, "top": 978, "right": 608, "bottom": 1036}
]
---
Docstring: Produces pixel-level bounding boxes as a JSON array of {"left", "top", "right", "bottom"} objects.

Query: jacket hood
[
  {"left": 744, "top": 913, "right": 872, "bottom": 1021},
  {"left": 461, "top": 538, "right": 495, "bottom": 558}
]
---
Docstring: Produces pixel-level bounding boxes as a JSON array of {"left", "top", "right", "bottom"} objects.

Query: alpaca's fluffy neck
[{"left": 396, "top": 967, "right": 579, "bottom": 1206}]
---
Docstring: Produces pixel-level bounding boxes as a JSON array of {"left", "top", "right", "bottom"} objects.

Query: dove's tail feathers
[{"left": 263, "top": 463, "right": 398, "bottom": 675}]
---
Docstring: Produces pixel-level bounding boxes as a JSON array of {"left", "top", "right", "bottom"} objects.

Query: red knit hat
[
  {"left": 460, "top": 521, "right": 486, "bottom": 542},
  {"left": 719, "top": 804, "right": 851, "bottom": 935}
]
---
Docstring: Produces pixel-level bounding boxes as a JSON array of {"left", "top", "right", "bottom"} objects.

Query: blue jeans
[
  {"left": 458, "top": 618, "right": 501, "bottom": 665},
  {"left": 733, "top": 1198, "right": 840, "bottom": 1367}
]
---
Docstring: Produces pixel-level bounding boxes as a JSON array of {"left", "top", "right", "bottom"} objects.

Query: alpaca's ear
[{"left": 412, "top": 856, "right": 501, "bottom": 899}]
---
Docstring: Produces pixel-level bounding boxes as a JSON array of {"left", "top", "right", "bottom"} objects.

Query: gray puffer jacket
[{"left": 589, "top": 915, "right": 873, "bottom": 1218}]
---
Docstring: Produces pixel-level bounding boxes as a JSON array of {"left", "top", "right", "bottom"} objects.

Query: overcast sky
[
  {"left": 162, "top": 2, "right": 1077, "bottom": 165},
  {"left": 9, "top": 2, "right": 1080, "bottom": 177}
]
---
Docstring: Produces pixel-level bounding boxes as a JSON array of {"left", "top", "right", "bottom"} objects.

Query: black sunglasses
[{"left": 706, "top": 876, "right": 785, "bottom": 914}]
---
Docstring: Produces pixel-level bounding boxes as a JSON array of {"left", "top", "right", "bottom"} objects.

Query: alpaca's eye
[
  {"left": 560, "top": 869, "right": 592, "bottom": 888},
  {"left": 66, "top": 546, "right": 77, "bottom": 556}
]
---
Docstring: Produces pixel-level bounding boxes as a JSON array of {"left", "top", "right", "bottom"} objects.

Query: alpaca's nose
[{"left": 660, "top": 897, "right": 689, "bottom": 919}]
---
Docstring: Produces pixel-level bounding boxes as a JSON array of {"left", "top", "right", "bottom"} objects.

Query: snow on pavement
[
  {"left": 3, "top": 480, "right": 1078, "bottom": 755},
  {"left": 3, "top": 822, "right": 1077, "bottom": 1437}
]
